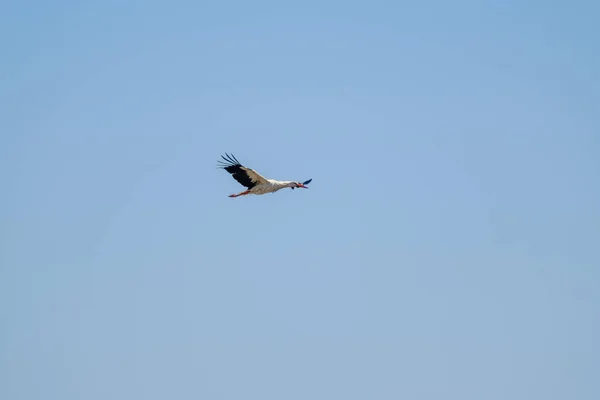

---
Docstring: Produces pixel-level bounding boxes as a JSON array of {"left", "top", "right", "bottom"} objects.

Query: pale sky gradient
[{"left": 1, "top": 1, "right": 599, "bottom": 399}]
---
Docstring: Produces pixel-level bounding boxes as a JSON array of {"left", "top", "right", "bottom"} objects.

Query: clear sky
[{"left": 1, "top": 1, "right": 599, "bottom": 399}]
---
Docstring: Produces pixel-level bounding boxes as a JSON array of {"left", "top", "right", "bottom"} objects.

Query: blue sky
[{"left": 1, "top": 1, "right": 599, "bottom": 399}]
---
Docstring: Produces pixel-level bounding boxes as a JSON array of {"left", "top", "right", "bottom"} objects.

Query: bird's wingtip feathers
[{"left": 217, "top": 153, "right": 243, "bottom": 168}]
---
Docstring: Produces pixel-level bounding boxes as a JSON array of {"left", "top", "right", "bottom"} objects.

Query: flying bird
[{"left": 218, "top": 153, "right": 312, "bottom": 198}]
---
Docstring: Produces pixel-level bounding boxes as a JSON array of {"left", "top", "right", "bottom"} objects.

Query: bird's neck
[{"left": 271, "top": 180, "right": 295, "bottom": 188}]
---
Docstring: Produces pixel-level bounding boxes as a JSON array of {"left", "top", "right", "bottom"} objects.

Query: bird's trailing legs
[{"left": 229, "top": 190, "right": 250, "bottom": 198}]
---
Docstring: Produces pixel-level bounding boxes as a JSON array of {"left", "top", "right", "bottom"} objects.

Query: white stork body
[
  {"left": 249, "top": 180, "right": 295, "bottom": 195},
  {"left": 218, "top": 154, "right": 312, "bottom": 198}
]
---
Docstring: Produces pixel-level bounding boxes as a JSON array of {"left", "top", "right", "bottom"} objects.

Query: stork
[{"left": 218, "top": 153, "right": 312, "bottom": 198}]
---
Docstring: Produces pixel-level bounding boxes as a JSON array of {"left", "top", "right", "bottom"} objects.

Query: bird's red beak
[{"left": 298, "top": 183, "right": 308, "bottom": 189}]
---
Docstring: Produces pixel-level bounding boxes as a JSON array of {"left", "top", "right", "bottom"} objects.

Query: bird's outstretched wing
[{"left": 217, "top": 153, "right": 269, "bottom": 189}]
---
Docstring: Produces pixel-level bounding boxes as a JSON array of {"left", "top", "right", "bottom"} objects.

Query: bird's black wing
[{"left": 217, "top": 153, "right": 268, "bottom": 189}]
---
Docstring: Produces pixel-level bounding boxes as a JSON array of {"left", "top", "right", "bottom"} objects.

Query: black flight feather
[{"left": 217, "top": 154, "right": 257, "bottom": 189}]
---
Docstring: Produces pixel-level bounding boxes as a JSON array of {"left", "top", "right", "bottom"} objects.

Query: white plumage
[{"left": 217, "top": 153, "right": 312, "bottom": 198}]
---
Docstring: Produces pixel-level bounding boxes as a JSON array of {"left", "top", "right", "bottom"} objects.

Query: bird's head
[{"left": 290, "top": 179, "right": 312, "bottom": 190}]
